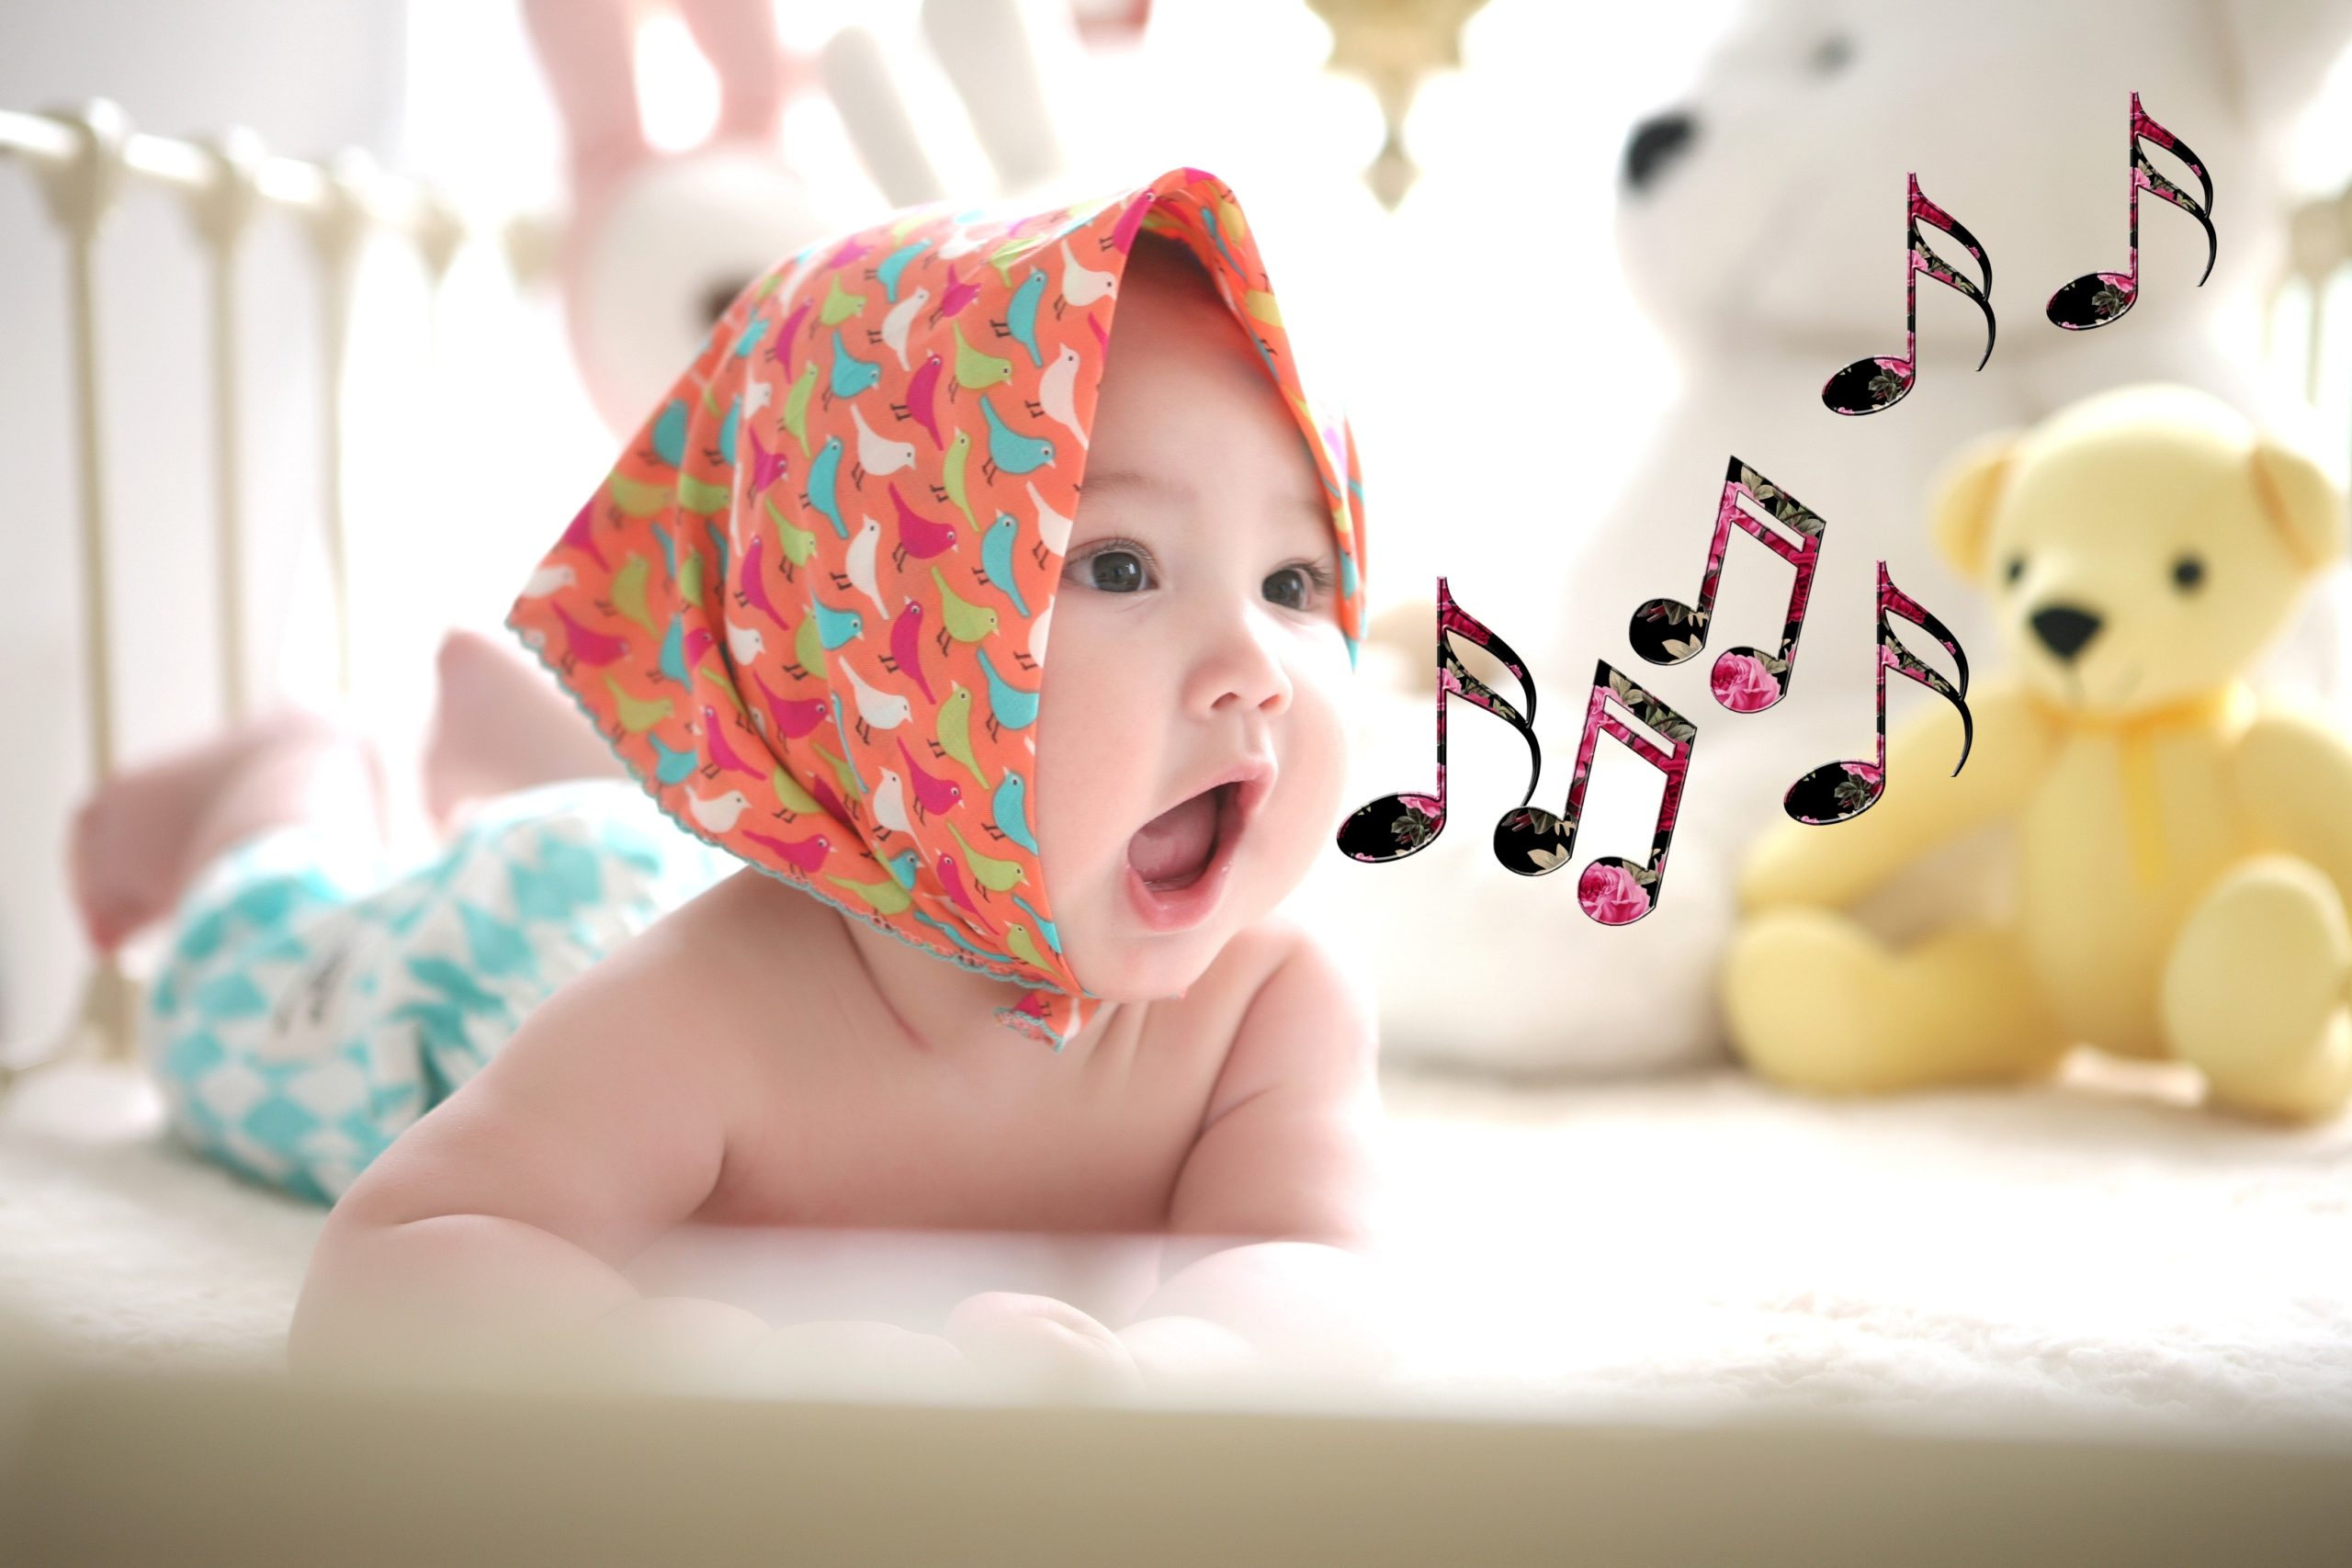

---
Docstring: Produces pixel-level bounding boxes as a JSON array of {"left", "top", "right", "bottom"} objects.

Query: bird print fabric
[{"left": 507, "top": 165, "right": 1371, "bottom": 1051}]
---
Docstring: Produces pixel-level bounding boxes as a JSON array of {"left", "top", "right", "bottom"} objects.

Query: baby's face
[{"left": 1032, "top": 244, "right": 1354, "bottom": 1002}]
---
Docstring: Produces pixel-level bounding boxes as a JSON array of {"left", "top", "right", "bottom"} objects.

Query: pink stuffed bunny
[{"left": 522, "top": 0, "right": 1092, "bottom": 439}]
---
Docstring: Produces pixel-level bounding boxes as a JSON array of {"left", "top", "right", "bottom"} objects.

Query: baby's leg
[
  {"left": 85, "top": 712, "right": 400, "bottom": 1202},
  {"left": 423, "top": 627, "right": 625, "bottom": 835},
  {"left": 150, "top": 772, "right": 740, "bottom": 1205},
  {"left": 71, "top": 709, "right": 388, "bottom": 954}
]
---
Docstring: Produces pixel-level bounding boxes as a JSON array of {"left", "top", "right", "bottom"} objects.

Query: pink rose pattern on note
[
  {"left": 1631, "top": 458, "right": 1823, "bottom": 714},
  {"left": 1492, "top": 660, "right": 1695, "bottom": 924},
  {"left": 1712, "top": 654, "right": 1780, "bottom": 713},
  {"left": 1578, "top": 861, "right": 1651, "bottom": 923}
]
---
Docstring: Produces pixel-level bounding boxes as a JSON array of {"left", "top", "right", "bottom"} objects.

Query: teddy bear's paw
[
  {"left": 2163, "top": 853, "right": 2352, "bottom": 1121},
  {"left": 1721, "top": 908, "right": 1907, "bottom": 1094}
]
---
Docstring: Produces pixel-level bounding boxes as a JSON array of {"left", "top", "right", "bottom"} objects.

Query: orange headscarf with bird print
[{"left": 506, "top": 165, "right": 1370, "bottom": 1051}]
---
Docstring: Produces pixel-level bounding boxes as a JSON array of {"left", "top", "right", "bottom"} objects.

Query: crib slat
[
  {"left": 311, "top": 151, "right": 373, "bottom": 701},
  {"left": 11, "top": 101, "right": 140, "bottom": 1077},
  {"left": 191, "top": 129, "right": 266, "bottom": 721}
]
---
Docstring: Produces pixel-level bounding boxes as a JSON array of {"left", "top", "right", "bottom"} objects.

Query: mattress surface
[{"left": 3, "top": 1055, "right": 2346, "bottom": 1438}]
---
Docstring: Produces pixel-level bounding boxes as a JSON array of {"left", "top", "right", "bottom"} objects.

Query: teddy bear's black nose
[
  {"left": 1623, "top": 110, "right": 1696, "bottom": 192},
  {"left": 2030, "top": 604, "right": 2103, "bottom": 661}
]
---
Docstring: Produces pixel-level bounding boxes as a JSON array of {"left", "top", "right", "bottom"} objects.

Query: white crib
[{"left": 0, "top": 97, "right": 554, "bottom": 1091}]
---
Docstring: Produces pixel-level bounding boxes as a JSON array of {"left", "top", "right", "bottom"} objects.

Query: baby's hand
[
  {"left": 1115, "top": 1315, "right": 1261, "bottom": 1389},
  {"left": 738, "top": 1318, "right": 971, "bottom": 1401},
  {"left": 943, "top": 1292, "right": 1145, "bottom": 1399}
]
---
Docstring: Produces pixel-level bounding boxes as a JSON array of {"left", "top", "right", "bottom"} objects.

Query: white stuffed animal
[{"left": 1343, "top": 0, "right": 2352, "bottom": 1077}]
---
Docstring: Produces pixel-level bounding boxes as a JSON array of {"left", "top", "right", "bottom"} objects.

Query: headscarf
[{"left": 507, "top": 165, "right": 1369, "bottom": 1050}]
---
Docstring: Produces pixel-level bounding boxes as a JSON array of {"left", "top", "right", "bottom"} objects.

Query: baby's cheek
[{"left": 1293, "top": 680, "right": 1357, "bottom": 824}]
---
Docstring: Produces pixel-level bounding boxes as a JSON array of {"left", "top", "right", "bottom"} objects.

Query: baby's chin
[
  {"left": 1060, "top": 928, "right": 1224, "bottom": 1005},
  {"left": 1058, "top": 869, "right": 1298, "bottom": 1004}
]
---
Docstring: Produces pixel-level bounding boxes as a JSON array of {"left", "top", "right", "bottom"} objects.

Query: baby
[{"left": 75, "top": 167, "right": 1385, "bottom": 1393}]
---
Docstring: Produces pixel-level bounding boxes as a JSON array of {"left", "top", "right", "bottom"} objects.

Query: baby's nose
[
  {"left": 2030, "top": 604, "right": 2103, "bottom": 662},
  {"left": 1204, "top": 629, "right": 1292, "bottom": 716}
]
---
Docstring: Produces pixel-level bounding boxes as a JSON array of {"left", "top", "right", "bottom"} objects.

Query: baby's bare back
[{"left": 325, "top": 866, "right": 1283, "bottom": 1258}]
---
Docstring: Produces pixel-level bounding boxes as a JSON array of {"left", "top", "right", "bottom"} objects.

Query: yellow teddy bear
[{"left": 1722, "top": 382, "right": 2352, "bottom": 1122}]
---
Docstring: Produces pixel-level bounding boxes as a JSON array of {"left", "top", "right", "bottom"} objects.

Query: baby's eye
[
  {"left": 1264, "top": 561, "right": 1334, "bottom": 612},
  {"left": 1075, "top": 547, "right": 1150, "bottom": 593}
]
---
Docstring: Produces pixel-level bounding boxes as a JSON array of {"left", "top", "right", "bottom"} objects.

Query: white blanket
[{"left": 4, "top": 1056, "right": 2348, "bottom": 1438}]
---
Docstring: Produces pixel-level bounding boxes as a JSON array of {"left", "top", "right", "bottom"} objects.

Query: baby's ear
[
  {"left": 2248, "top": 436, "right": 2347, "bottom": 573},
  {"left": 1927, "top": 428, "right": 2020, "bottom": 585}
]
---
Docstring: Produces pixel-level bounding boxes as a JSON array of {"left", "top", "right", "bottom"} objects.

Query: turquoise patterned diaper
[{"left": 140, "top": 779, "right": 740, "bottom": 1206}]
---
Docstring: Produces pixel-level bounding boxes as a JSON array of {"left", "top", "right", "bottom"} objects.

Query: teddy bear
[
  {"left": 1721, "top": 382, "right": 2352, "bottom": 1122},
  {"left": 1344, "top": 0, "right": 2352, "bottom": 1081}
]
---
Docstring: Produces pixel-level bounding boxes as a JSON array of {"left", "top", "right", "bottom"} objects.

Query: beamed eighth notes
[{"left": 1337, "top": 457, "right": 1975, "bottom": 921}]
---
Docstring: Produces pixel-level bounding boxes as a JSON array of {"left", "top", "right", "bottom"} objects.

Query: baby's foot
[
  {"left": 69, "top": 709, "right": 385, "bottom": 953},
  {"left": 423, "top": 627, "right": 625, "bottom": 834}
]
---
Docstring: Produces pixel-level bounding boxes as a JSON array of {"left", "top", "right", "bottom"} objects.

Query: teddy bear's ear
[
  {"left": 2249, "top": 438, "right": 2348, "bottom": 572},
  {"left": 1927, "top": 428, "right": 2019, "bottom": 583}
]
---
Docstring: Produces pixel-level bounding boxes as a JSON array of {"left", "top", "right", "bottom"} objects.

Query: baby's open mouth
[{"left": 1127, "top": 782, "right": 1238, "bottom": 892}]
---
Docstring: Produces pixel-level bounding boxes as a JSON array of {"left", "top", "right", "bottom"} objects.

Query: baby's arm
[
  {"left": 1121, "top": 922, "right": 1394, "bottom": 1379},
  {"left": 288, "top": 912, "right": 766, "bottom": 1385}
]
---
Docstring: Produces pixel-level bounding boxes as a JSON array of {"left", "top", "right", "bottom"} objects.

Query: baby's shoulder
[
  {"left": 1185, "top": 909, "right": 1370, "bottom": 1096},
  {"left": 1218, "top": 907, "right": 1311, "bottom": 988},
  {"left": 621, "top": 866, "right": 838, "bottom": 1026},
  {"left": 1222, "top": 907, "right": 1351, "bottom": 999},
  {"left": 1150, "top": 909, "right": 1311, "bottom": 1047},
  {"left": 540, "top": 866, "right": 818, "bottom": 1079}
]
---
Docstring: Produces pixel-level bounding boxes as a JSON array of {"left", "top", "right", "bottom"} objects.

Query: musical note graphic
[
  {"left": 1822, "top": 173, "right": 1996, "bottom": 415},
  {"left": 1338, "top": 578, "right": 1544, "bottom": 864},
  {"left": 2046, "top": 91, "right": 2215, "bottom": 331},
  {"left": 1784, "top": 561, "right": 1973, "bottom": 826},
  {"left": 1494, "top": 661, "right": 1698, "bottom": 926},
  {"left": 1628, "top": 456, "right": 1826, "bottom": 713}
]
